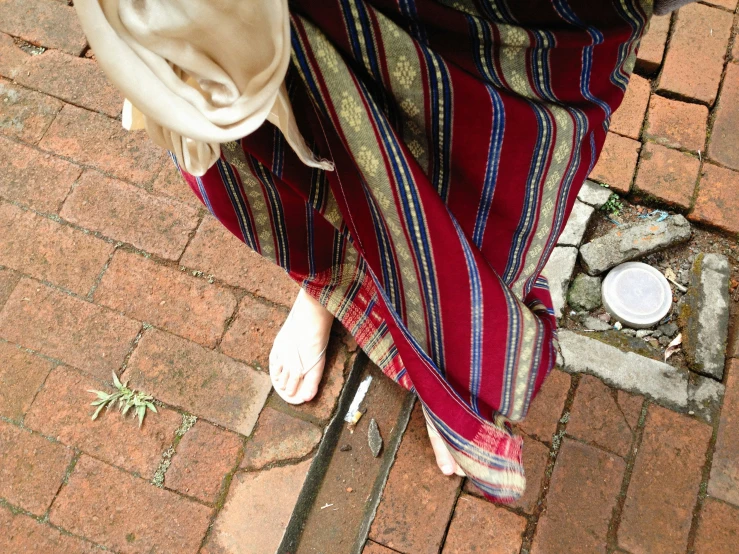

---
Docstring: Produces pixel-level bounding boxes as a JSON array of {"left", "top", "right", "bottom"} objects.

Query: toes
[
  {"left": 427, "top": 424, "right": 460, "bottom": 476},
  {"left": 300, "top": 358, "right": 325, "bottom": 402}
]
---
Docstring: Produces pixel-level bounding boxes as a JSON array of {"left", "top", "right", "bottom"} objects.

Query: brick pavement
[
  {"left": 0, "top": 3, "right": 738, "bottom": 554},
  {"left": 0, "top": 5, "right": 352, "bottom": 552}
]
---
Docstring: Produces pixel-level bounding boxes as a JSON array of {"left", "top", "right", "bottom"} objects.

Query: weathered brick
[
  {"left": 241, "top": 407, "right": 322, "bottom": 470},
  {"left": 694, "top": 498, "right": 739, "bottom": 554},
  {"left": 0, "top": 0, "right": 86, "bottom": 56},
  {"left": 644, "top": 95, "right": 708, "bottom": 152},
  {"left": 589, "top": 132, "right": 641, "bottom": 194},
  {"left": 708, "top": 64, "right": 739, "bottom": 170},
  {"left": 152, "top": 160, "right": 204, "bottom": 209},
  {"left": 702, "top": 0, "right": 738, "bottom": 10},
  {"left": 221, "top": 295, "right": 287, "bottom": 368},
  {"left": 61, "top": 171, "right": 199, "bottom": 260},
  {"left": 517, "top": 369, "right": 570, "bottom": 443},
  {"left": 636, "top": 15, "right": 670, "bottom": 73},
  {"left": 634, "top": 142, "right": 700, "bottom": 210},
  {"left": 690, "top": 163, "right": 739, "bottom": 235},
  {"left": 370, "top": 404, "right": 462, "bottom": 554},
  {"left": 708, "top": 359, "right": 739, "bottom": 505},
  {"left": 0, "top": 505, "right": 98, "bottom": 554},
  {"left": 11, "top": 49, "right": 122, "bottom": 118},
  {"left": 0, "top": 267, "right": 19, "bottom": 309},
  {"left": 202, "top": 459, "right": 311, "bottom": 554},
  {"left": 531, "top": 438, "right": 624, "bottom": 554},
  {"left": 0, "top": 202, "right": 113, "bottom": 295},
  {"left": 40, "top": 105, "right": 163, "bottom": 184},
  {"left": 442, "top": 494, "right": 526, "bottom": 554},
  {"left": 25, "top": 366, "right": 181, "bottom": 479},
  {"left": 0, "top": 135, "right": 81, "bottom": 213},
  {"left": 0, "top": 279, "right": 140, "bottom": 378},
  {"left": 658, "top": 3, "right": 733, "bottom": 105},
  {"left": 567, "top": 375, "right": 642, "bottom": 457},
  {"left": 363, "top": 541, "right": 396, "bottom": 554},
  {"left": 165, "top": 421, "right": 243, "bottom": 503},
  {"left": 124, "top": 328, "right": 271, "bottom": 436},
  {"left": 95, "top": 250, "right": 236, "bottom": 347},
  {"left": 0, "top": 420, "right": 73, "bottom": 515},
  {"left": 619, "top": 405, "right": 712, "bottom": 554},
  {"left": 610, "top": 75, "right": 650, "bottom": 140},
  {"left": 0, "top": 341, "right": 54, "bottom": 421},
  {"left": 468, "top": 436, "right": 550, "bottom": 513},
  {"left": 181, "top": 215, "right": 299, "bottom": 307},
  {"left": 0, "top": 78, "right": 62, "bottom": 143},
  {"left": 50, "top": 456, "right": 212, "bottom": 554},
  {"left": 272, "top": 341, "right": 348, "bottom": 423},
  {"left": 0, "top": 32, "right": 28, "bottom": 78}
]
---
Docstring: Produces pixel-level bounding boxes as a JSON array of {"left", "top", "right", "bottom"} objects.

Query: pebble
[
  {"left": 636, "top": 329, "right": 652, "bottom": 338},
  {"left": 657, "top": 322, "right": 679, "bottom": 338},
  {"left": 658, "top": 335, "right": 672, "bottom": 346},
  {"left": 340, "top": 444, "right": 352, "bottom": 452},
  {"left": 368, "top": 419, "right": 383, "bottom": 458}
]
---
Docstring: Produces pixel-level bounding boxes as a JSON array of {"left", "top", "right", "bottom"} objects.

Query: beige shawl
[{"left": 74, "top": 0, "right": 333, "bottom": 176}]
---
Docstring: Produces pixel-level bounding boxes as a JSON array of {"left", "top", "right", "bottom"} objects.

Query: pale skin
[{"left": 269, "top": 288, "right": 465, "bottom": 477}]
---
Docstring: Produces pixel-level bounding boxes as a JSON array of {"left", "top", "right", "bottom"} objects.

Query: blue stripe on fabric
[
  {"left": 216, "top": 158, "right": 260, "bottom": 251},
  {"left": 250, "top": 157, "right": 291, "bottom": 271}
]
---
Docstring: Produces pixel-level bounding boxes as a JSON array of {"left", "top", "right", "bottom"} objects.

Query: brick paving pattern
[
  {"left": 0, "top": 2, "right": 737, "bottom": 554},
  {"left": 0, "top": 3, "right": 353, "bottom": 551}
]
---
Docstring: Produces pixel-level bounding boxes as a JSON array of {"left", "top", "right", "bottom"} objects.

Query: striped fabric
[{"left": 177, "top": 0, "right": 651, "bottom": 502}]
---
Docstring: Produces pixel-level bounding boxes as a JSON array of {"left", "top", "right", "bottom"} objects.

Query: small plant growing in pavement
[
  {"left": 88, "top": 372, "right": 158, "bottom": 427},
  {"left": 601, "top": 193, "right": 624, "bottom": 216}
]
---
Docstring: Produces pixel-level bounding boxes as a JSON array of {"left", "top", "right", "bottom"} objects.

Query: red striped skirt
[{"left": 177, "top": 0, "right": 651, "bottom": 502}]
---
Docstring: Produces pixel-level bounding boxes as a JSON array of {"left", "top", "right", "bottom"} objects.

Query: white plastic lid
[{"left": 602, "top": 262, "right": 673, "bottom": 329}]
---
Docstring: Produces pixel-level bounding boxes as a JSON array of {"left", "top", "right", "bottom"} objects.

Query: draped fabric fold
[{"left": 74, "top": 0, "right": 651, "bottom": 502}]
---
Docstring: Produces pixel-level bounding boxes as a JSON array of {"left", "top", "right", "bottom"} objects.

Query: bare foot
[
  {"left": 424, "top": 410, "right": 466, "bottom": 477},
  {"left": 269, "top": 288, "right": 334, "bottom": 405}
]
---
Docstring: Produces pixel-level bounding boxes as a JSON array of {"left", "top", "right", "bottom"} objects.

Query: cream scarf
[{"left": 74, "top": 0, "right": 334, "bottom": 176}]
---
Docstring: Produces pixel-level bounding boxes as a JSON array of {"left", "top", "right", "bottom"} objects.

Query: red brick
[
  {"left": 50, "top": 455, "right": 212, "bottom": 554},
  {"left": 610, "top": 75, "right": 650, "bottom": 140},
  {"left": 465, "top": 436, "right": 549, "bottom": 514},
  {"left": 0, "top": 341, "right": 54, "bottom": 421},
  {"left": 708, "top": 64, "right": 739, "bottom": 170},
  {"left": 11, "top": 49, "right": 123, "bottom": 118},
  {"left": 0, "top": 505, "right": 98, "bottom": 554},
  {"left": 370, "top": 404, "right": 462, "bottom": 554},
  {"left": 25, "top": 366, "right": 181, "bottom": 479},
  {"left": 694, "top": 498, "right": 739, "bottom": 554},
  {"left": 634, "top": 142, "right": 700, "bottom": 210},
  {"left": 181, "top": 215, "right": 299, "bottom": 307},
  {"left": 0, "top": 420, "right": 73, "bottom": 515},
  {"left": 0, "top": 0, "right": 86, "bottom": 56},
  {"left": 152, "top": 160, "right": 204, "bottom": 209},
  {"left": 273, "top": 341, "right": 348, "bottom": 423},
  {"left": 636, "top": 15, "right": 670, "bottom": 73},
  {"left": 0, "top": 279, "right": 140, "bottom": 379},
  {"left": 165, "top": 421, "right": 243, "bottom": 503},
  {"left": 690, "top": 163, "right": 739, "bottom": 235},
  {"left": 589, "top": 132, "right": 641, "bottom": 194},
  {"left": 619, "top": 405, "right": 712, "bottom": 554},
  {"left": 531, "top": 438, "right": 625, "bottom": 554},
  {"left": 658, "top": 3, "right": 733, "bottom": 105},
  {"left": 0, "top": 78, "right": 62, "bottom": 143},
  {"left": 702, "top": 0, "right": 738, "bottom": 10},
  {"left": 0, "top": 267, "right": 19, "bottom": 309},
  {"left": 202, "top": 459, "right": 311, "bottom": 554},
  {"left": 708, "top": 360, "right": 739, "bottom": 505},
  {"left": 644, "top": 95, "right": 708, "bottom": 152},
  {"left": 363, "top": 541, "right": 397, "bottom": 554},
  {"left": 0, "top": 135, "right": 81, "bottom": 213},
  {"left": 124, "top": 328, "right": 271, "bottom": 436},
  {"left": 0, "top": 32, "right": 28, "bottom": 78},
  {"left": 567, "top": 375, "right": 642, "bottom": 457},
  {"left": 95, "top": 250, "right": 236, "bottom": 347},
  {"left": 733, "top": 27, "right": 739, "bottom": 63},
  {"left": 241, "top": 407, "right": 322, "bottom": 470},
  {"left": 0, "top": 202, "right": 113, "bottom": 295},
  {"left": 517, "top": 369, "right": 570, "bottom": 443},
  {"left": 221, "top": 295, "right": 287, "bottom": 368},
  {"left": 61, "top": 171, "right": 199, "bottom": 260},
  {"left": 442, "top": 494, "right": 526, "bottom": 554},
  {"left": 39, "top": 105, "right": 163, "bottom": 184}
]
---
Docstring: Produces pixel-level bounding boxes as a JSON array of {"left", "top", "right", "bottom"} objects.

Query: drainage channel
[{"left": 279, "top": 352, "right": 415, "bottom": 554}]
